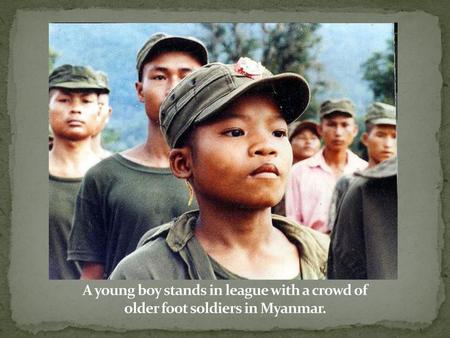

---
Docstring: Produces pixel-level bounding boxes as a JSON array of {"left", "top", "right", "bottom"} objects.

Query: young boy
[
  {"left": 91, "top": 71, "right": 113, "bottom": 159},
  {"left": 327, "top": 102, "right": 396, "bottom": 231},
  {"left": 285, "top": 99, "right": 367, "bottom": 234},
  {"left": 68, "top": 33, "right": 208, "bottom": 279},
  {"left": 49, "top": 64, "right": 109, "bottom": 279},
  {"left": 110, "top": 58, "right": 329, "bottom": 280}
]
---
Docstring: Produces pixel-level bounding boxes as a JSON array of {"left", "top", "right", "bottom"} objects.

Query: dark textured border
[{"left": 1, "top": 0, "right": 449, "bottom": 336}]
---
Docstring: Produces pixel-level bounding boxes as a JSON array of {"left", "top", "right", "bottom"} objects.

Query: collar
[
  {"left": 306, "top": 148, "right": 363, "bottom": 174},
  {"left": 164, "top": 211, "right": 328, "bottom": 279}
]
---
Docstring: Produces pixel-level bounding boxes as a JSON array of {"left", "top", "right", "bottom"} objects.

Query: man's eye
[
  {"left": 273, "top": 130, "right": 287, "bottom": 138},
  {"left": 152, "top": 75, "right": 166, "bottom": 80},
  {"left": 223, "top": 129, "right": 245, "bottom": 137}
]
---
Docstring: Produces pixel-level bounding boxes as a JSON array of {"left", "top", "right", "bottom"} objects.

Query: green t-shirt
[
  {"left": 67, "top": 154, "right": 196, "bottom": 278},
  {"left": 49, "top": 174, "right": 82, "bottom": 279},
  {"left": 110, "top": 211, "right": 329, "bottom": 280}
]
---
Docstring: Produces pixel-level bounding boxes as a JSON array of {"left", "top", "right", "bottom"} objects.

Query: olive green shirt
[{"left": 110, "top": 211, "right": 329, "bottom": 280}]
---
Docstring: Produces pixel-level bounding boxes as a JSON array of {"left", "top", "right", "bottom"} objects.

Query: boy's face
[
  {"left": 319, "top": 112, "right": 358, "bottom": 151},
  {"left": 93, "top": 93, "right": 112, "bottom": 136},
  {"left": 49, "top": 88, "right": 100, "bottom": 141},
  {"left": 362, "top": 124, "right": 397, "bottom": 165},
  {"left": 135, "top": 51, "right": 202, "bottom": 122},
  {"left": 186, "top": 94, "right": 292, "bottom": 209},
  {"left": 290, "top": 128, "right": 321, "bottom": 162}
]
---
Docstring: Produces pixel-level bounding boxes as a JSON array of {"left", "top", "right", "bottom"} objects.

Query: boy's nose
[{"left": 249, "top": 136, "right": 277, "bottom": 157}]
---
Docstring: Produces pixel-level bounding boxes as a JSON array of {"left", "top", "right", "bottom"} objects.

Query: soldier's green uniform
[
  {"left": 110, "top": 58, "right": 329, "bottom": 280},
  {"left": 327, "top": 156, "right": 397, "bottom": 279}
]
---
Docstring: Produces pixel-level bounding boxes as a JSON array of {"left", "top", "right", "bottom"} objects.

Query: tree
[
  {"left": 200, "top": 23, "right": 327, "bottom": 120},
  {"left": 49, "top": 47, "right": 59, "bottom": 73},
  {"left": 361, "top": 38, "right": 395, "bottom": 105},
  {"left": 261, "top": 23, "right": 326, "bottom": 119}
]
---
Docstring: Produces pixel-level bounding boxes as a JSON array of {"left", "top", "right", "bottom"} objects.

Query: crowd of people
[{"left": 49, "top": 32, "right": 397, "bottom": 280}]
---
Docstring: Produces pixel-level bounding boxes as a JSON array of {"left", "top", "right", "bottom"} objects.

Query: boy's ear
[
  {"left": 169, "top": 148, "right": 192, "bottom": 179},
  {"left": 361, "top": 132, "right": 369, "bottom": 147},
  {"left": 135, "top": 81, "right": 145, "bottom": 103}
]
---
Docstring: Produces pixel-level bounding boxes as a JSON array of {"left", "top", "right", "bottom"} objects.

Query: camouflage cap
[
  {"left": 288, "top": 119, "right": 319, "bottom": 141},
  {"left": 95, "top": 70, "right": 110, "bottom": 93},
  {"left": 319, "top": 98, "right": 355, "bottom": 118},
  {"left": 364, "top": 102, "right": 396, "bottom": 125},
  {"left": 136, "top": 32, "right": 208, "bottom": 80},
  {"left": 49, "top": 64, "right": 110, "bottom": 93},
  {"left": 160, "top": 57, "right": 311, "bottom": 148}
]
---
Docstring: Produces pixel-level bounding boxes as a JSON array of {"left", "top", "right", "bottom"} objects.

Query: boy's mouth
[{"left": 250, "top": 163, "right": 280, "bottom": 178}]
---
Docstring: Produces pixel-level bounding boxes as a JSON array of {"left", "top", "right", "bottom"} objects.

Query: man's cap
[
  {"left": 49, "top": 64, "right": 110, "bottom": 93},
  {"left": 319, "top": 98, "right": 355, "bottom": 118},
  {"left": 160, "top": 57, "right": 311, "bottom": 148},
  {"left": 364, "top": 102, "right": 396, "bottom": 125},
  {"left": 95, "top": 70, "right": 110, "bottom": 93},
  {"left": 288, "top": 119, "right": 319, "bottom": 141},
  {"left": 136, "top": 32, "right": 208, "bottom": 79}
]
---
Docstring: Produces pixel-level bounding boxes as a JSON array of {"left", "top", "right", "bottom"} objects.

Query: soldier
[
  {"left": 289, "top": 119, "right": 321, "bottom": 164},
  {"left": 48, "top": 64, "right": 109, "bottom": 279},
  {"left": 68, "top": 33, "right": 208, "bottom": 279},
  {"left": 327, "top": 156, "right": 398, "bottom": 279},
  {"left": 285, "top": 99, "right": 367, "bottom": 234}
]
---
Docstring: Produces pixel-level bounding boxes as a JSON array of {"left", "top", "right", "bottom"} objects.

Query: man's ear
[
  {"left": 352, "top": 122, "right": 359, "bottom": 137},
  {"left": 361, "top": 132, "right": 369, "bottom": 147},
  {"left": 169, "top": 148, "right": 192, "bottom": 179},
  {"left": 135, "top": 81, "right": 145, "bottom": 103},
  {"left": 317, "top": 123, "right": 323, "bottom": 137}
]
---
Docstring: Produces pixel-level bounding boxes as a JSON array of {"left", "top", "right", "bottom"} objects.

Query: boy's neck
[
  {"left": 49, "top": 137, "right": 100, "bottom": 178},
  {"left": 120, "top": 119, "right": 170, "bottom": 168},
  {"left": 194, "top": 201, "right": 275, "bottom": 250}
]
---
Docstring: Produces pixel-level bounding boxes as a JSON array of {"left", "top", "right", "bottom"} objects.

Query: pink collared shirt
[{"left": 285, "top": 148, "right": 367, "bottom": 234}]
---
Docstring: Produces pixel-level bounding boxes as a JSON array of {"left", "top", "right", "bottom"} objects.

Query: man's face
[
  {"left": 290, "top": 128, "right": 321, "bottom": 162},
  {"left": 93, "top": 93, "right": 112, "bottom": 136},
  {"left": 319, "top": 112, "right": 358, "bottom": 152},
  {"left": 49, "top": 89, "right": 100, "bottom": 141},
  {"left": 363, "top": 124, "right": 397, "bottom": 165},
  {"left": 186, "top": 94, "right": 292, "bottom": 209},
  {"left": 135, "top": 51, "right": 202, "bottom": 122}
]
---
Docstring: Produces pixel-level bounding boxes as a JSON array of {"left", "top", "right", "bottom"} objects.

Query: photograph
[{"left": 48, "top": 22, "right": 397, "bottom": 281}]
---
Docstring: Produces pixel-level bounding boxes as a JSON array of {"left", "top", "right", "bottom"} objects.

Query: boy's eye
[
  {"left": 273, "top": 130, "right": 287, "bottom": 138},
  {"left": 223, "top": 128, "right": 245, "bottom": 137}
]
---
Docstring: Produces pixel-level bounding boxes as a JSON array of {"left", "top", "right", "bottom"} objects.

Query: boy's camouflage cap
[
  {"left": 160, "top": 58, "right": 311, "bottom": 148},
  {"left": 49, "top": 64, "right": 110, "bottom": 93},
  {"left": 136, "top": 32, "right": 208, "bottom": 79},
  {"left": 288, "top": 119, "right": 319, "bottom": 141},
  {"left": 365, "top": 102, "right": 396, "bottom": 125},
  {"left": 319, "top": 98, "right": 355, "bottom": 118}
]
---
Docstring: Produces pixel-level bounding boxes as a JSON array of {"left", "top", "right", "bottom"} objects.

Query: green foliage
[
  {"left": 361, "top": 38, "right": 395, "bottom": 105},
  {"left": 49, "top": 47, "right": 59, "bottom": 73},
  {"left": 201, "top": 23, "right": 327, "bottom": 120},
  {"left": 101, "top": 127, "right": 121, "bottom": 151}
]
